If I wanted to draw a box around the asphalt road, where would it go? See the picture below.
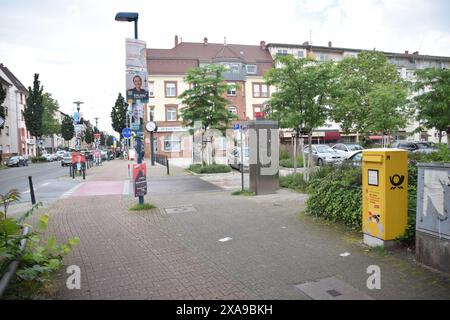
[0,161,79,209]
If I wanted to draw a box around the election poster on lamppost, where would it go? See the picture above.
[132,162,147,197]
[126,38,147,71]
[126,70,149,103]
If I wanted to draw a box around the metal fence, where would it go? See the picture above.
[154,154,170,175]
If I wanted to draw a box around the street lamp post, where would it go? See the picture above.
[115,12,144,205]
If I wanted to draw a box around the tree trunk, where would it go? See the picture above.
[293,130,297,173]
[438,131,442,144]
[307,131,313,182]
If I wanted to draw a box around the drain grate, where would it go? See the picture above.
[164,206,197,214]
[294,277,373,300]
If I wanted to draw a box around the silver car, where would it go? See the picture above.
[61,152,72,166]
[332,143,363,159]
[303,144,343,166]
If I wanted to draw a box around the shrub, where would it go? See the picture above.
[189,163,231,174]
[280,155,303,168]
[279,145,291,160]
[279,173,308,192]
[306,166,363,229]
[31,156,47,163]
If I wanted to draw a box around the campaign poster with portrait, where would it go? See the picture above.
[126,70,149,103]
[133,163,147,197]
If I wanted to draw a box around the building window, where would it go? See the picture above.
[252,83,269,98]
[164,135,181,152]
[4,107,7,117]
[165,81,177,97]
[298,51,304,58]
[230,64,240,73]
[147,106,155,121]
[246,65,257,74]
[165,105,177,121]
[227,82,236,96]
[5,126,9,136]
[277,49,288,56]
[228,105,237,115]
[148,82,155,97]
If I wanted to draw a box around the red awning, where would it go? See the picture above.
[324,131,341,141]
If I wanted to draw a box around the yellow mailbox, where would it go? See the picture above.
[362,148,408,247]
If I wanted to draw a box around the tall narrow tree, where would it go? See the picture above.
[179,64,236,164]
[111,93,128,137]
[61,115,74,148]
[42,92,61,137]
[0,85,6,131]
[414,68,450,145]
[24,74,44,156]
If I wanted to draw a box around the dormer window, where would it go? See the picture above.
[246,65,257,74]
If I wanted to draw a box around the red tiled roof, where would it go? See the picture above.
[147,42,273,75]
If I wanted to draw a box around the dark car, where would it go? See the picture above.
[392,141,438,154]
[7,155,28,167]
[343,150,363,167]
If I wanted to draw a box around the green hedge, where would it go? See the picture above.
[280,156,303,168]
[31,156,47,163]
[189,163,231,174]
[306,166,363,229]
[279,173,308,192]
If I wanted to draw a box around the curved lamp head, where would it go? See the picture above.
[115,12,139,22]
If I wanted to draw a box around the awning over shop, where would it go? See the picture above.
[324,131,341,141]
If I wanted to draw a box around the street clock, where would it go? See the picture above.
[145,121,157,133]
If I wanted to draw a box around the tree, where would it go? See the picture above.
[0,85,5,129]
[111,93,128,137]
[84,127,93,145]
[42,92,61,137]
[264,55,336,177]
[330,50,406,140]
[24,74,45,156]
[414,68,450,145]
[179,64,236,164]
[106,135,114,147]
[61,115,74,147]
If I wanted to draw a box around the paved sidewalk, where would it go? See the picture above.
[45,161,450,300]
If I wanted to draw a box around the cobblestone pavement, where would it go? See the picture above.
[49,160,450,300]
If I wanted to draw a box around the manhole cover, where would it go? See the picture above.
[164,206,197,214]
[294,277,373,300]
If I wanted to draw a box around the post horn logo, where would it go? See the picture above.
[389,174,405,189]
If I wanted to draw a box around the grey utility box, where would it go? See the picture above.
[415,163,450,274]
[248,120,279,195]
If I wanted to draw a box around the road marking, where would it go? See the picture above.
[122,180,130,195]
[41,182,50,187]
[60,183,85,199]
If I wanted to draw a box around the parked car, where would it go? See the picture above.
[343,150,363,167]
[61,152,72,166]
[332,143,363,159]
[228,147,249,171]
[392,141,438,154]
[43,153,53,162]
[7,155,28,167]
[56,150,66,160]
[303,144,343,166]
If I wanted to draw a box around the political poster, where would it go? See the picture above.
[133,163,147,197]
[126,38,147,71]
[126,70,149,103]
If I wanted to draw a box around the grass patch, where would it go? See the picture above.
[189,163,231,174]
[129,203,157,211]
[280,156,303,168]
[231,189,255,196]
[279,173,308,192]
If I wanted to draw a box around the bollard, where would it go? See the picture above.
[69,165,72,177]
[28,176,36,205]
[166,158,170,175]
[82,167,85,180]
[72,165,75,179]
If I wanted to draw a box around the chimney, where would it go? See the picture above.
[302,41,309,46]
[405,50,409,54]
[260,41,266,50]
[174,35,179,46]
[328,41,332,47]
[204,37,208,45]
[413,51,419,55]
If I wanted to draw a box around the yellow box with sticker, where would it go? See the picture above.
[362,149,408,242]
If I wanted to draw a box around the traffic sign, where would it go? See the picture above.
[122,127,132,139]
[233,124,241,130]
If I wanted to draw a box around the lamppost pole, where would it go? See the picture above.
[115,12,144,205]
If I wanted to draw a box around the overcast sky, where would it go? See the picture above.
[1,0,449,135]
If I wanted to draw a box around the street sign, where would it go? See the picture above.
[122,127,132,139]
[233,124,241,130]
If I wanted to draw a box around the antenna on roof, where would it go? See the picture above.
[224,36,227,46]
[309,29,313,45]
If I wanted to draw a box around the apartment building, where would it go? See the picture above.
[0,63,34,162]
[267,42,450,144]
[145,36,274,165]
